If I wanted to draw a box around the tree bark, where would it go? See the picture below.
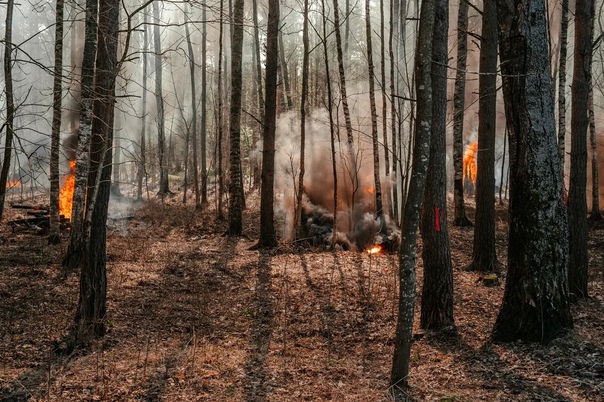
[227,0,245,235]
[420,0,454,332]
[256,0,279,249]
[0,0,15,223]
[588,87,601,220]
[153,0,169,195]
[568,0,593,300]
[278,33,294,111]
[452,0,471,227]
[201,3,208,205]
[48,0,65,244]
[469,0,501,273]
[492,0,573,343]
[557,0,569,171]
[217,0,225,219]
[391,0,434,391]
[365,0,384,221]
[184,4,200,208]
[137,12,148,202]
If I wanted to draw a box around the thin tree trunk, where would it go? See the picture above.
[365,0,384,221]
[111,133,122,197]
[469,0,501,273]
[279,33,294,110]
[379,0,390,216]
[217,0,225,219]
[499,127,507,205]
[255,0,279,249]
[153,0,169,195]
[137,12,148,202]
[452,0,471,227]
[589,87,601,220]
[294,0,310,239]
[227,0,245,235]
[568,0,593,300]
[251,0,263,189]
[49,0,65,244]
[389,0,399,223]
[201,3,208,205]
[0,0,16,223]
[557,0,569,171]
[184,4,200,207]
[391,0,434,391]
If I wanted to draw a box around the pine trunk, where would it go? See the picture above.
[557,0,569,170]
[589,87,601,220]
[492,0,573,343]
[420,0,454,332]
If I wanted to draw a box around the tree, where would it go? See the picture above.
[137,11,149,202]
[255,0,279,249]
[452,0,471,227]
[568,0,594,300]
[48,0,65,244]
[227,0,245,235]
[216,0,225,219]
[153,0,169,195]
[62,0,99,269]
[468,0,501,273]
[420,0,454,332]
[184,4,200,208]
[557,0,569,170]
[492,0,573,343]
[0,0,16,223]
[201,3,208,205]
[72,0,119,346]
[391,0,435,392]
[588,87,601,220]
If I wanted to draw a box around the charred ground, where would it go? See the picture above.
[0,192,603,401]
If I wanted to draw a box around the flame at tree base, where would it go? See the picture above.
[366,245,383,255]
[59,160,76,219]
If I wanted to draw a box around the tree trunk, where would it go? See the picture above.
[380,0,390,183]
[468,0,501,273]
[365,0,384,221]
[0,0,15,223]
[111,133,122,197]
[227,0,245,235]
[217,0,225,218]
[557,0,569,171]
[137,12,148,202]
[390,0,434,391]
[588,87,601,220]
[201,3,208,205]
[63,0,98,269]
[420,0,454,332]
[278,33,294,110]
[568,0,593,300]
[492,0,573,343]
[294,0,310,239]
[452,0,471,227]
[48,0,64,244]
[255,0,279,249]
[250,0,263,189]
[153,0,169,195]
[332,0,359,220]
[389,0,398,223]
[73,0,118,346]
[184,5,200,208]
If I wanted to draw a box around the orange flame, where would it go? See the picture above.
[59,160,76,219]
[6,180,21,188]
[366,245,382,255]
[463,141,478,185]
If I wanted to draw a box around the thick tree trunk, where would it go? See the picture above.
[227,0,245,235]
[391,0,434,391]
[365,0,384,221]
[48,0,64,244]
[0,0,15,223]
[73,0,118,346]
[256,0,279,249]
[420,0,454,332]
[452,0,471,227]
[63,0,98,269]
[568,0,593,300]
[492,0,573,343]
[469,0,501,273]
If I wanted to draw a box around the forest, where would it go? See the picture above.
[1,0,604,400]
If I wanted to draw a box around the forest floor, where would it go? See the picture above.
[0,189,603,402]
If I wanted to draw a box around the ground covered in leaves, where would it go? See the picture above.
[1,192,603,401]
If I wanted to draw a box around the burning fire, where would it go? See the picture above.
[463,141,478,185]
[366,245,382,255]
[5,180,20,188]
[59,160,76,219]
